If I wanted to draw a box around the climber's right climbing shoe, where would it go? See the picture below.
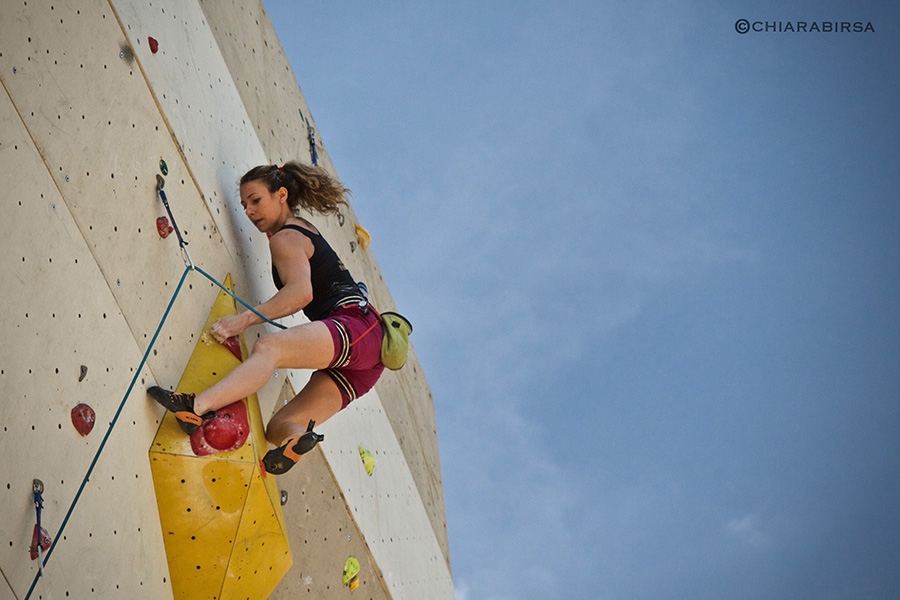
[262,424,324,475]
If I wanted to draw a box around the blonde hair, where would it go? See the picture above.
[240,161,349,216]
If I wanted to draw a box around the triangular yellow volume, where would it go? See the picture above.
[149,274,291,599]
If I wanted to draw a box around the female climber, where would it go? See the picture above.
[148,162,384,474]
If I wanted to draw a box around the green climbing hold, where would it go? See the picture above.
[358,446,375,476]
[159,158,168,176]
[342,556,360,591]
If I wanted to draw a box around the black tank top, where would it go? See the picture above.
[272,224,363,321]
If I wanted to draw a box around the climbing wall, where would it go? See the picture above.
[0,1,451,599]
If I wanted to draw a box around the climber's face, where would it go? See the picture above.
[240,180,289,234]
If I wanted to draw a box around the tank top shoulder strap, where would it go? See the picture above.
[279,223,321,239]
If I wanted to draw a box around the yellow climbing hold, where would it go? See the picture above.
[358,446,375,476]
[355,223,371,250]
[343,556,361,591]
[148,274,291,600]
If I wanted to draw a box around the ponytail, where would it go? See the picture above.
[240,161,349,217]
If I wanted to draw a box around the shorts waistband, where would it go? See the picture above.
[333,295,368,311]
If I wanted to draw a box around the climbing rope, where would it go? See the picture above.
[192,265,286,331]
[24,174,293,599]
[24,265,192,600]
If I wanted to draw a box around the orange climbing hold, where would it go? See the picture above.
[355,224,371,250]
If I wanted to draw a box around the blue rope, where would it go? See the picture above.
[26,175,288,597]
[191,265,286,330]
[24,266,192,600]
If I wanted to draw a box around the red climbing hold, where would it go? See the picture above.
[148,36,159,54]
[223,336,242,361]
[156,216,174,238]
[30,525,52,560]
[71,403,96,436]
[190,400,249,456]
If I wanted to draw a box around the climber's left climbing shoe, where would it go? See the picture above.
[148,386,215,434]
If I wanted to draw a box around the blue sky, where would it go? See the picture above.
[263,2,900,598]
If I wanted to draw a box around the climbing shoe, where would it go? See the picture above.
[263,420,324,475]
[147,386,215,434]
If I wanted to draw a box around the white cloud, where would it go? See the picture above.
[454,581,470,600]
[726,514,768,548]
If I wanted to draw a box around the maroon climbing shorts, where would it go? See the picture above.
[321,304,385,408]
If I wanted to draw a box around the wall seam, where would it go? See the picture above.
[0,563,20,600]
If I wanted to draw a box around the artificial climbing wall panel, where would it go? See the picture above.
[107,0,292,411]
[195,0,323,179]
[315,391,455,599]
[109,0,277,308]
[248,377,388,599]
[0,1,259,596]
[0,82,171,598]
[0,0,239,389]
[271,443,392,600]
[199,0,451,567]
